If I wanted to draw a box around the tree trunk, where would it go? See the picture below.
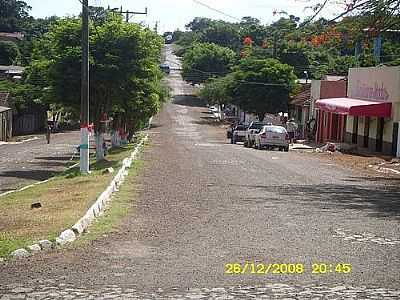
[95,131,105,161]
[111,129,121,147]
[258,112,265,122]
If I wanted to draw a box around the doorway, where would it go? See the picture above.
[376,117,384,152]
[363,117,370,148]
[352,116,359,144]
[393,122,399,156]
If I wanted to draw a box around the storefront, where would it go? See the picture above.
[316,66,400,156]
[312,80,347,143]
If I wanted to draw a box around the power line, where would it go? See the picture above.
[191,0,242,22]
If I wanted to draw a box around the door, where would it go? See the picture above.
[1,116,5,141]
[376,117,384,152]
[352,116,358,144]
[331,114,338,141]
[392,122,398,156]
[363,117,370,148]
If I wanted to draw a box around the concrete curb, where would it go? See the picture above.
[7,134,148,260]
[0,161,79,199]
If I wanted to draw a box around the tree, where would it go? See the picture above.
[228,58,297,121]
[31,15,167,161]
[304,0,400,31]
[200,21,241,49]
[0,0,31,32]
[182,42,237,84]
[0,40,20,64]
[199,74,234,107]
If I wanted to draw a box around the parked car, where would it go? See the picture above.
[244,121,272,148]
[232,124,248,144]
[254,125,289,151]
[209,106,218,113]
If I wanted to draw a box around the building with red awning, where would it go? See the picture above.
[315,66,400,156]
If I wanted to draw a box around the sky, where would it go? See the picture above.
[25,0,339,33]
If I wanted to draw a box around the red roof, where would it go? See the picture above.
[316,98,392,117]
[290,84,311,106]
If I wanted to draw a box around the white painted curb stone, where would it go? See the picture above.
[4,134,148,261]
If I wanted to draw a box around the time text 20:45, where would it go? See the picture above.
[224,263,352,275]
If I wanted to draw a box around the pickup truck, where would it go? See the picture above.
[244,121,272,148]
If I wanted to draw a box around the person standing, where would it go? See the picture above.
[286,118,298,144]
[46,125,51,144]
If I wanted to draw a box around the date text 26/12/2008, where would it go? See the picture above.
[225,263,352,275]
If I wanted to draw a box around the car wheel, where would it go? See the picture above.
[284,147,289,152]
[244,140,248,147]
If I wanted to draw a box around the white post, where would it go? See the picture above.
[80,126,90,173]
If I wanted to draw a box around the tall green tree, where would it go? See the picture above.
[31,15,167,160]
[182,42,237,84]
[0,0,31,32]
[0,40,19,64]
[228,58,297,121]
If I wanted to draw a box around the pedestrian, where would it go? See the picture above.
[230,123,235,144]
[103,140,108,157]
[286,118,298,145]
[46,125,51,144]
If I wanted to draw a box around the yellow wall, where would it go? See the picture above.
[393,103,400,122]
[346,116,354,133]
[358,117,365,136]
[369,118,377,139]
[383,119,393,143]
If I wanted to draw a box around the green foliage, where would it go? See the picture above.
[200,21,241,49]
[0,79,46,111]
[330,55,358,75]
[199,74,234,105]
[30,15,166,133]
[0,41,20,65]
[279,44,310,78]
[0,0,31,32]
[228,58,297,120]
[182,42,237,84]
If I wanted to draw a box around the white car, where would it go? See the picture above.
[209,106,219,113]
[254,125,289,151]
[244,121,272,148]
[232,124,247,143]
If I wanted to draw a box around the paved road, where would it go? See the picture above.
[0,45,399,299]
[0,131,80,194]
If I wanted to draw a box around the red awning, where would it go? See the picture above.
[316,98,392,117]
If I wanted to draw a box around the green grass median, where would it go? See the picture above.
[0,141,144,258]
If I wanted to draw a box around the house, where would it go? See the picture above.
[313,79,348,143]
[0,90,47,136]
[289,83,311,139]
[0,92,12,142]
[316,66,400,156]
[0,65,25,80]
[13,103,47,136]
[0,32,24,42]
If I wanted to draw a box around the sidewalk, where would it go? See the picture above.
[293,139,400,177]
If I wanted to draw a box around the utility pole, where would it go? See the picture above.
[119,6,148,23]
[80,0,90,174]
[154,21,158,33]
